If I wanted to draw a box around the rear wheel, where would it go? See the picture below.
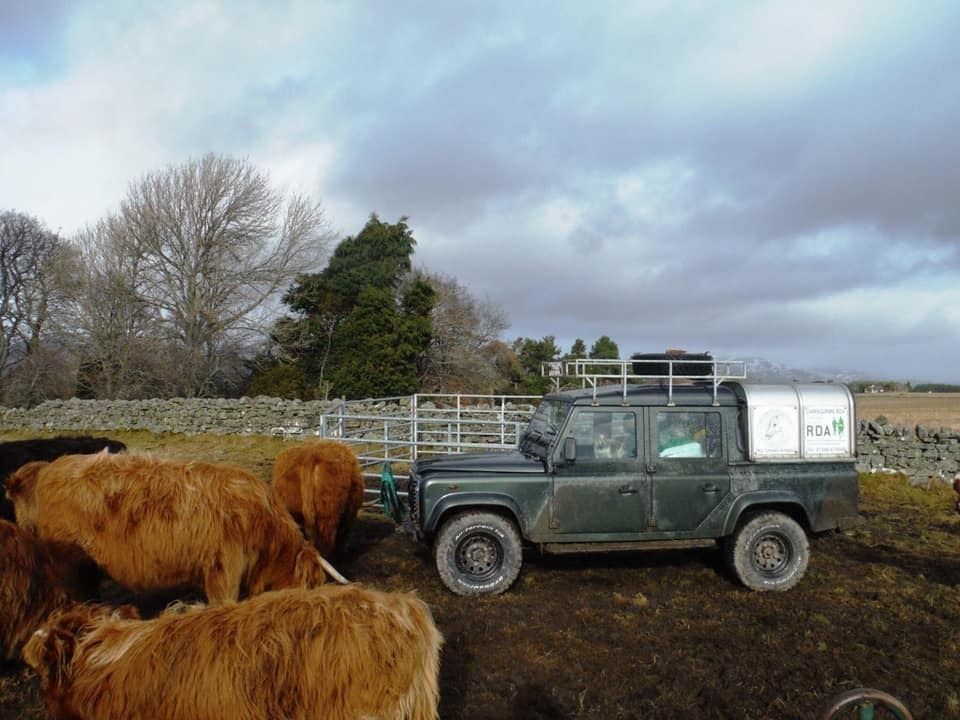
[726,511,809,591]
[434,511,522,596]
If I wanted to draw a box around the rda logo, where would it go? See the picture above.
[807,416,846,438]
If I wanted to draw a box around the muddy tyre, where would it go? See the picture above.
[434,511,522,596]
[726,511,809,592]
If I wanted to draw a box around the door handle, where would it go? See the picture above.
[645,464,657,474]
[702,483,721,493]
[618,485,638,495]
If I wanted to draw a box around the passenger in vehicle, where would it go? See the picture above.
[658,426,705,458]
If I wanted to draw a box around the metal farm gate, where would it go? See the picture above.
[272,393,540,508]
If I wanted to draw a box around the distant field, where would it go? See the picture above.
[855,392,960,429]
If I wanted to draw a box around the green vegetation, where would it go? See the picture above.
[589,334,619,359]
[847,381,960,394]
[510,336,561,395]
[565,338,587,359]
[254,215,435,400]
[911,383,960,393]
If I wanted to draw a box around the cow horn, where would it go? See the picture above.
[319,555,350,585]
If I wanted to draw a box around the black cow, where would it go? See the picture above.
[0,436,126,520]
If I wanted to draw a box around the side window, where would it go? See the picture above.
[567,410,637,460]
[656,412,721,459]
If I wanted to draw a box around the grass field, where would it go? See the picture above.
[856,391,960,429]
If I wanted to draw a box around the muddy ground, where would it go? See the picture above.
[3,470,960,720]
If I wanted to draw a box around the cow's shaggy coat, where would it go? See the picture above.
[272,441,365,556]
[0,435,126,520]
[0,519,75,661]
[6,453,346,603]
[24,585,443,720]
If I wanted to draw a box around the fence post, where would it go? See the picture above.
[456,395,462,448]
[384,418,390,461]
[411,394,419,462]
[500,396,507,445]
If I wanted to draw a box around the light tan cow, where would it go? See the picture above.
[24,585,442,720]
[6,453,347,604]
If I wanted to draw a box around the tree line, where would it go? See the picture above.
[1,154,621,406]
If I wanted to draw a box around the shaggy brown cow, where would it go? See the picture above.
[6,453,347,604]
[272,440,365,556]
[0,519,77,661]
[24,584,442,720]
[0,435,126,520]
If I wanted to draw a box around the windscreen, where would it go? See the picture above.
[520,399,569,458]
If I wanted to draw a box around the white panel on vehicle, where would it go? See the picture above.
[744,384,801,459]
[751,404,800,458]
[740,383,855,461]
[797,384,854,457]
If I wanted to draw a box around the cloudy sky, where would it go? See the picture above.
[3,1,959,383]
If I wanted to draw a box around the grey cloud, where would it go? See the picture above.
[667,14,960,251]
[0,1,71,52]
[327,43,581,225]
[11,0,958,382]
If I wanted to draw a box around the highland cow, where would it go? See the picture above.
[0,435,126,520]
[0,519,77,661]
[272,440,366,557]
[24,585,442,720]
[6,453,347,604]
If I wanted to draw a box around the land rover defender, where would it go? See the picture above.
[403,356,860,596]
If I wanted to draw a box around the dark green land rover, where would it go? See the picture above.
[403,357,860,596]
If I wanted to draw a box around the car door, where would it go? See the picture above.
[646,407,730,533]
[550,407,647,534]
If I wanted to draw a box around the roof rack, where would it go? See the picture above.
[542,358,747,406]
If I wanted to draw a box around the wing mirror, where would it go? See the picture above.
[563,436,577,463]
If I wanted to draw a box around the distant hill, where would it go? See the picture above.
[740,357,862,384]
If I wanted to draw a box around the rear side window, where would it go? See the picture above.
[656,411,722,458]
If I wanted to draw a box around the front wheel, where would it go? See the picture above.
[434,511,523,596]
[726,511,809,591]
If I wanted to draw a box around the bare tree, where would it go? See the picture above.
[420,272,510,393]
[67,218,171,399]
[1,342,76,407]
[113,154,334,397]
[0,211,72,402]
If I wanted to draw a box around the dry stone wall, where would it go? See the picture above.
[0,396,536,445]
[856,417,960,483]
[0,397,362,436]
[3,398,958,483]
